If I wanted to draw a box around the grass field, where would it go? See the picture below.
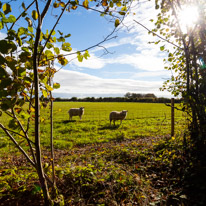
[1,102,186,151]
[1,102,195,205]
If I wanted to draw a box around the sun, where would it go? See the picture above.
[178,5,199,33]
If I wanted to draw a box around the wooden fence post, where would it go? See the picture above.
[171,98,174,137]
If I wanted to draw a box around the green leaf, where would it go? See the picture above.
[109,1,113,8]
[51,30,56,35]
[53,83,60,89]
[53,2,59,8]
[115,19,120,27]
[77,52,83,62]
[54,47,60,55]
[42,89,48,98]
[28,26,33,33]
[3,3,12,14]
[116,2,121,7]
[22,2,26,10]
[7,15,16,23]
[32,10,38,20]
[0,40,17,54]
[160,46,165,51]
[64,34,71,38]
[46,43,53,49]
[83,50,90,59]
[57,30,63,36]
[45,50,54,60]
[62,42,72,52]
[0,21,3,30]
[57,37,65,42]
[18,27,28,36]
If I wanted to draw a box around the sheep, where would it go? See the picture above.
[68,107,84,120]
[109,110,128,126]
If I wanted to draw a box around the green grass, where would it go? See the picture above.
[0,102,194,205]
[0,102,186,152]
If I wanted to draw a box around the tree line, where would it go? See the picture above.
[54,93,181,103]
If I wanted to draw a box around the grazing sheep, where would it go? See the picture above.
[109,110,128,126]
[68,107,84,120]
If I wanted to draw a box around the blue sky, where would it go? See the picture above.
[1,0,173,98]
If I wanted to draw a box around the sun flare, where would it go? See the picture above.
[178,5,199,33]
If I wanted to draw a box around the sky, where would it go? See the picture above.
[1,0,173,98]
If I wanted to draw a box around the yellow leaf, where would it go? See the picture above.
[32,10,38,20]
[83,0,89,9]
[102,0,108,6]
[30,107,35,113]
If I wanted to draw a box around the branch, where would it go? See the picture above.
[39,1,71,58]
[9,0,36,30]
[11,109,37,164]
[133,19,183,50]
[1,126,34,144]
[0,123,36,167]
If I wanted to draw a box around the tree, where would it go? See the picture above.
[151,0,206,152]
[0,0,131,204]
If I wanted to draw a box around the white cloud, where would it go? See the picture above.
[53,69,171,97]
[0,32,7,39]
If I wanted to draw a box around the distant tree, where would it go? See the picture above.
[70,97,78,101]
[144,93,156,98]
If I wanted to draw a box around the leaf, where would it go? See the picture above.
[83,50,90,59]
[46,42,53,49]
[57,55,68,65]
[30,107,35,113]
[60,2,65,7]
[42,89,48,98]
[22,2,26,10]
[64,34,71,38]
[57,30,63,36]
[25,17,32,27]
[45,50,54,60]
[160,46,165,51]
[3,3,12,14]
[77,52,83,62]
[53,83,60,89]
[102,0,108,7]
[32,10,38,20]
[54,47,60,55]
[0,40,17,54]
[83,0,89,9]
[62,42,72,52]
[109,1,113,8]
[7,15,16,23]
[116,2,121,7]
[53,2,59,8]
[14,107,22,114]
[115,19,120,27]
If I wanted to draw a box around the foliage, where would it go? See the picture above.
[152,0,206,146]
[151,1,206,204]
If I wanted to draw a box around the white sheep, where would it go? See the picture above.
[68,107,84,120]
[109,110,128,126]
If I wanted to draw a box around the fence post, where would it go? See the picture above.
[171,98,174,137]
